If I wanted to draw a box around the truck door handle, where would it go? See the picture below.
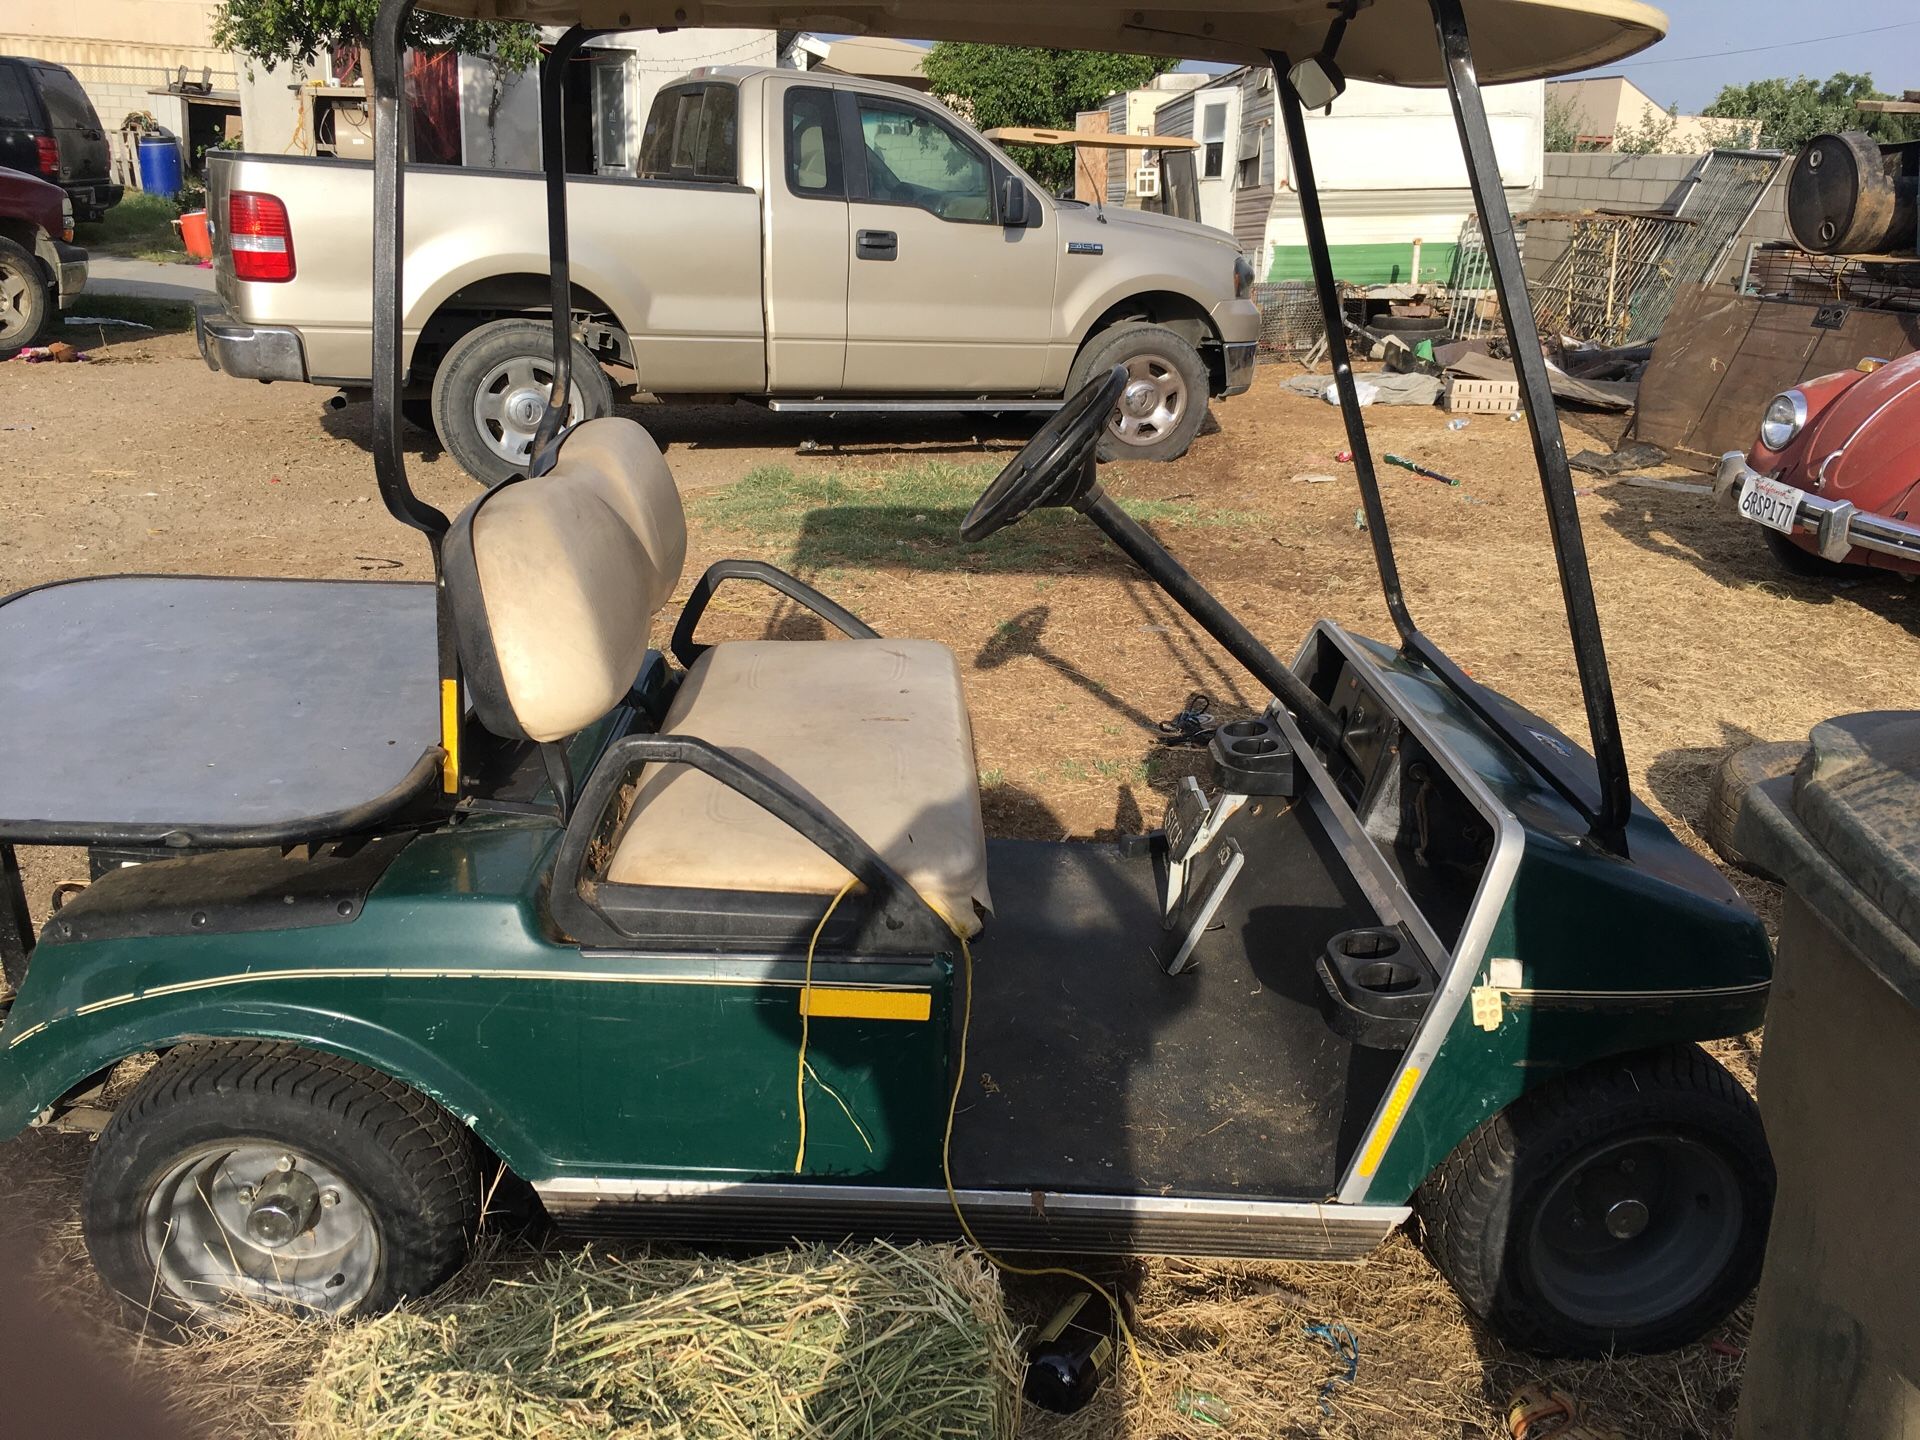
[856,229,898,261]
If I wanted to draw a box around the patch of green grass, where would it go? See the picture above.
[56,293,194,338]
[76,192,188,259]
[691,460,1251,574]
[978,767,1006,788]
[1093,757,1149,783]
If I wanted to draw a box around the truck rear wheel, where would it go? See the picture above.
[83,1040,480,1329]
[0,235,52,356]
[1069,322,1211,463]
[430,318,614,485]
[1415,1043,1773,1356]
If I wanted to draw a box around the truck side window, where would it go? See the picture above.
[0,68,33,129]
[855,98,991,223]
[639,83,738,183]
[784,87,842,198]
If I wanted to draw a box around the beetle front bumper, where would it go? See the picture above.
[1714,451,1920,565]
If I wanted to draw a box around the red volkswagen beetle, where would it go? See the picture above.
[1715,348,1920,576]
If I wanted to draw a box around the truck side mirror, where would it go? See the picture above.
[1000,174,1031,228]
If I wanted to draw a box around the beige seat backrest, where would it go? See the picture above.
[446,417,686,743]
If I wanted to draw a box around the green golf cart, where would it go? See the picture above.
[0,0,1774,1358]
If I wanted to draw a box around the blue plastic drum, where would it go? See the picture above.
[136,136,183,199]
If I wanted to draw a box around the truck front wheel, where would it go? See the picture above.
[83,1040,481,1328]
[1068,322,1211,463]
[0,235,53,356]
[430,318,614,485]
[1415,1043,1773,1356]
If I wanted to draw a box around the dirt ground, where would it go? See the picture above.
[5,326,1919,1438]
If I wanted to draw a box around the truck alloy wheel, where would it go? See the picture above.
[430,318,615,485]
[83,1041,480,1327]
[0,236,52,355]
[1069,321,1211,463]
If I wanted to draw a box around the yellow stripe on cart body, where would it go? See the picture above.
[1354,1065,1422,1179]
[798,988,932,1023]
[439,678,461,793]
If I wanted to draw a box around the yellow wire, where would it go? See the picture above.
[793,876,860,1174]
[935,913,1151,1399]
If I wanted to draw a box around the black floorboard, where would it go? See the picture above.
[950,810,1402,1201]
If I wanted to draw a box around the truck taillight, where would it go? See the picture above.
[34,135,58,178]
[229,191,295,282]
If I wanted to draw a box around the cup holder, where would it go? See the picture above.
[1314,926,1436,1049]
[1208,714,1297,797]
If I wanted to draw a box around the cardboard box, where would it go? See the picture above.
[1446,377,1522,414]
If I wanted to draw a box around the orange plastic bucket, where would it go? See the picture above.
[177,209,213,261]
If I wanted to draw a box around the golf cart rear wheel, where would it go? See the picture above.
[1069,322,1211,463]
[430,318,613,486]
[0,235,52,355]
[1416,1043,1772,1356]
[83,1040,480,1329]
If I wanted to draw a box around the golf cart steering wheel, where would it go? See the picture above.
[960,365,1127,542]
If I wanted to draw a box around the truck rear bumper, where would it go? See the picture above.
[196,303,308,383]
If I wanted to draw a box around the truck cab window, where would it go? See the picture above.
[639,83,738,183]
[855,98,991,222]
[785,87,842,198]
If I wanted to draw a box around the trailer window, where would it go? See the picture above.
[639,83,738,183]
[784,86,842,198]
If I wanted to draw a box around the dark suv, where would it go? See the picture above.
[0,57,121,222]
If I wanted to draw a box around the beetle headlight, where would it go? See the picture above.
[1233,254,1255,299]
[1759,390,1806,451]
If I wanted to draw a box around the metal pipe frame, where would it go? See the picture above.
[529,26,608,473]
[1266,0,1635,848]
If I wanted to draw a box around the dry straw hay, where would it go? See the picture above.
[293,1241,1021,1440]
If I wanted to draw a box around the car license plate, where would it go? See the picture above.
[1738,474,1805,535]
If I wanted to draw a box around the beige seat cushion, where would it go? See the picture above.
[608,639,992,935]
[460,417,686,743]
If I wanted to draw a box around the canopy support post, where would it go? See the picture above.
[372,0,461,800]
[529,26,608,474]
[1427,0,1632,844]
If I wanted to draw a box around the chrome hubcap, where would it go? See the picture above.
[1107,353,1186,447]
[143,1143,379,1317]
[471,355,587,467]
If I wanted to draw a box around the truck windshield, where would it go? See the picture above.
[639,83,738,183]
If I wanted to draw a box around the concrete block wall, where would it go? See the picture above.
[1522,150,1792,288]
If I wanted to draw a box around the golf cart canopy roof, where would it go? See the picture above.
[419,0,1667,85]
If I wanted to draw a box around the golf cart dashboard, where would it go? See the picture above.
[1296,628,1501,955]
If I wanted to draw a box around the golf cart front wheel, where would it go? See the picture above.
[1415,1043,1773,1356]
[430,317,614,485]
[83,1040,480,1329]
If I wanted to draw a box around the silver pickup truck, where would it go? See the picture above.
[197,68,1259,481]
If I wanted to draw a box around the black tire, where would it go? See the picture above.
[0,234,53,356]
[1416,1044,1773,1357]
[401,397,436,434]
[1702,738,1805,878]
[429,318,614,485]
[1068,321,1212,463]
[84,1040,480,1329]
[1761,526,1850,578]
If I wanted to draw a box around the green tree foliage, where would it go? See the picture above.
[1703,73,1920,150]
[212,0,540,73]
[920,43,1176,190]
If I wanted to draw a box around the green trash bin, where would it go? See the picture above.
[1734,712,1920,1440]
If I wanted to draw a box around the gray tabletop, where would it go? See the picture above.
[1,576,442,839]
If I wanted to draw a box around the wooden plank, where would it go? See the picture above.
[984,126,1199,150]
[1070,111,1107,205]
[1855,99,1920,114]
